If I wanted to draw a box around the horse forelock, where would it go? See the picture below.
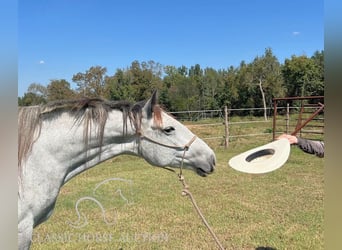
[153,105,163,129]
[17,98,145,179]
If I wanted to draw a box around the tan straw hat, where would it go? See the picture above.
[228,138,290,174]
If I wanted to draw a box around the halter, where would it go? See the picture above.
[137,131,197,176]
[138,132,197,151]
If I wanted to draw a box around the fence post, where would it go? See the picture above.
[286,103,290,134]
[272,99,277,141]
[224,106,229,149]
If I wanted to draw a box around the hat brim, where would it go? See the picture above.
[228,138,290,174]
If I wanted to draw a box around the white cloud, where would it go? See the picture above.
[292,31,300,36]
[39,60,45,64]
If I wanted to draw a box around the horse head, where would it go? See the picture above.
[137,91,216,176]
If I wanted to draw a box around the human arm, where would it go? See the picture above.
[277,134,324,158]
[296,137,324,158]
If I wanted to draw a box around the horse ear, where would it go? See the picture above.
[142,90,158,119]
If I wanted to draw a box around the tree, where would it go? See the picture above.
[163,65,192,111]
[310,50,324,96]
[72,66,108,98]
[46,79,76,101]
[105,60,164,102]
[234,61,255,114]
[282,55,323,98]
[128,60,163,101]
[203,67,222,109]
[218,66,239,109]
[105,69,135,101]
[18,92,46,106]
[161,65,181,109]
[27,83,48,99]
[18,83,47,106]
[249,48,284,120]
[189,64,205,109]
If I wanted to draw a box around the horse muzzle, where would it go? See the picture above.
[194,153,216,177]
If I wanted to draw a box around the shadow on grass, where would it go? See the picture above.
[256,247,277,250]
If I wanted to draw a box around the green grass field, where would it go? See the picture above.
[30,118,324,250]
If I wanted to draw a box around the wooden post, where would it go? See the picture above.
[286,103,290,134]
[272,99,277,141]
[224,106,229,149]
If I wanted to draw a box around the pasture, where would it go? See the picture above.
[30,117,323,250]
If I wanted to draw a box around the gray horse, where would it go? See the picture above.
[18,91,216,249]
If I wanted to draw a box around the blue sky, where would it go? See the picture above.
[18,0,323,97]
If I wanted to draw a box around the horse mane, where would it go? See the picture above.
[18,97,152,178]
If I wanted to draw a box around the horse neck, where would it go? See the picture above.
[69,109,141,181]
[39,110,139,183]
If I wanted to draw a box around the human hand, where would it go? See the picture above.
[277,134,298,144]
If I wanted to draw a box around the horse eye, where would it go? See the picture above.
[163,126,175,134]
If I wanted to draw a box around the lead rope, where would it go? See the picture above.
[139,133,225,249]
[178,147,225,250]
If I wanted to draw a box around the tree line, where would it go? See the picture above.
[18,48,324,116]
